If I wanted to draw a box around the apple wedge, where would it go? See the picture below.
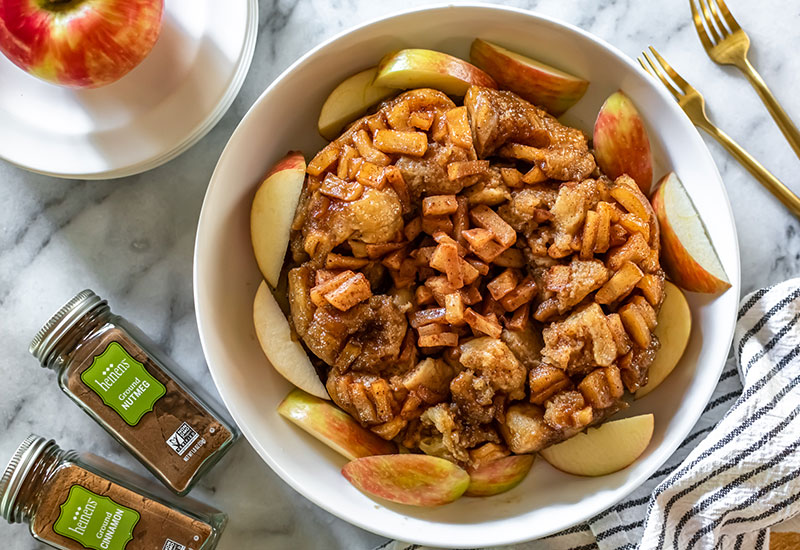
[374,49,497,97]
[466,454,535,497]
[539,414,654,476]
[342,454,470,506]
[278,388,396,460]
[318,67,396,141]
[636,281,692,399]
[251,151,306,288]
[469,39,588,116]
[593,91,654,194]
[651,172,731,293]
[254,281,329,399]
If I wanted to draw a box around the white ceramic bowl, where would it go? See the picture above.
[194,5,741,547]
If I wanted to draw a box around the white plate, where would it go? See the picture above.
[194,5,741,548]
[0,0,257,180]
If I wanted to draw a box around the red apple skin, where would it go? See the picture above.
[265,150,305,178]
[0,0,163,88]
[470,39,588,116]
[278,389,396,461]
[593,91,654,194]
[343,454,470,507]
[465,454,534,497]
[651,174,731,293]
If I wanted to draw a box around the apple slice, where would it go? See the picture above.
[251,151,306,288]
[469,39,588,116]
[374,49,497,97]
[593,91,654,194]
[342,454,469,506]
[651,172,731,293]
[465,454,535,497]
[254,281,329,399]
[318,67,396,141]
[539,414,654,476]
[636,282,692,399]
[278,388,396,460]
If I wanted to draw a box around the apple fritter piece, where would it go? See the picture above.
[493,248,525,268]
[307,143,340,176]
[529,364,572,405]
[445,292,466,325]
[447,160,490,181]
[534,297,559,322]
[580,210,599,260]
[409,110,434,131]
[323,271,373,311]
[325,253,369,270]
[389,258,417,288]
[470,204,516,248]
[423,194,459,216]
[500,167,523,189]
[607,232,650,271]
[467,258,489,276]
[606,312,632,355]
[637,273,665,306]
[430,242,464,288]
[310,270,353,307]
[619,300,652,348]
[464,308,503,339]
[595,261,644,304]
[462,228,493,249]
[415,285,435,306]
[320,173,364,201]
[422,215,454,236]
[506,302,530,331]
[404,216,423,242]
[487,269,519,300]
[619,212,650,242]
[366,242,405,259]
[445,106,474,149]
[417,323,459,348]
[338,145,357,179]
[499,276,538,312]
[373,129,428,157]
[497,143,544,163]
[410,307,447,328]
[578,366,624,410]
[522,165,547,184]
[453,196,469,246]
[384,165,411,212]
[355,161,387,189]
[354,129,391,166]
[381,247,407,271]
[610,175,651,222]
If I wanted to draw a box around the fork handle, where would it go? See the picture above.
[699,122,800,218]
[736,57,800,161]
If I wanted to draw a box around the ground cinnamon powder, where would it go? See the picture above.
[63,325,234,494]
[31,463,214,550]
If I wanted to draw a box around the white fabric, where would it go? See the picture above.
[376,280,800,550]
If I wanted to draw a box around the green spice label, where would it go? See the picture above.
[53,485,139,550]
[81,342,166,426]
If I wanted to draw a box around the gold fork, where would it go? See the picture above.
[639,47,800,218]
[690,0,800,159]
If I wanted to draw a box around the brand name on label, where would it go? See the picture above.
[94,358,130,392]
[54,485,140,550]
[65,495,97,536]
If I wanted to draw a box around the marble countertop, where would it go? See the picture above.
[2,0,799,548]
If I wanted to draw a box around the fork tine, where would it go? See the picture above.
[689,0,715,50]
[698,0,722,41]
[648,46,691,92]
[712,0,742,32]
[701,0,730,38]
[639,51,682,101]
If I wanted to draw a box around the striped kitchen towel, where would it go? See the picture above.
[376,279,800,550]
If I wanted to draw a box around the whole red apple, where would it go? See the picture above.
[0,0,163,88]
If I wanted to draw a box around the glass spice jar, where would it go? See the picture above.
[0,434,227,550]
[29,290,239,495]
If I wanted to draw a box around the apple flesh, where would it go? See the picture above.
[465,454,534,497]
[593,91,654,194]
[651,172,731,293]
[0,0,163,88]
[469,39,588,116]
[374,49,497,97]
[539,414,654,476]
[278,388,396,460]
[342,454,469,506]
[251,151,306,288]
[636,282,692,398]
[318,67,396,141]
[254,282,329,399]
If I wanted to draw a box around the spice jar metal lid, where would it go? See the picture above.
[29,290,104,367]
[0,434,50,524]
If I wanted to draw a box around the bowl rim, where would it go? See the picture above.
[194,3,741,545]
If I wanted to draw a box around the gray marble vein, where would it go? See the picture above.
[2,0,800,548]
